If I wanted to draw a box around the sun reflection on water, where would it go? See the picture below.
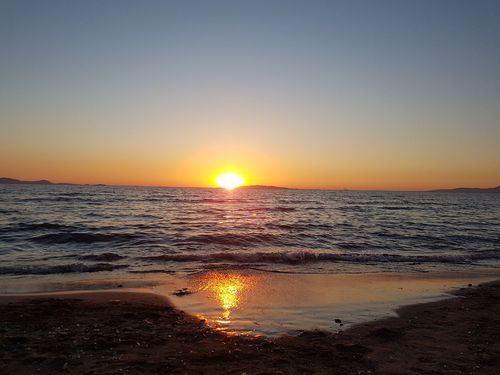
[199,272,255,326]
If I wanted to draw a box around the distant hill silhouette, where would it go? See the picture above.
[0,177,53,185]
[0,178,284,189]
[2,177,497,192]
[429,186,500,193]
[0,177,84,186]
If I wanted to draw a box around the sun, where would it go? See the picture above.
[216,172,244,190]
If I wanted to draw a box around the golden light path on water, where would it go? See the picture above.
[197,272,256,328]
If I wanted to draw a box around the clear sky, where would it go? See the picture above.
[1,0,499,190]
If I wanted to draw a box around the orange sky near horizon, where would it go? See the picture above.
[1,109,498,190]
[1,139,498,190]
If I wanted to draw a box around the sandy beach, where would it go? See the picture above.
[1,281,499,375]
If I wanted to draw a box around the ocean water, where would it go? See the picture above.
[1,184,499,335]
[1,184,499,283]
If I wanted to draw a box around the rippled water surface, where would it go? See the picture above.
[1,184,499,280]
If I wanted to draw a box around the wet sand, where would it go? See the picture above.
[1,281,499,374]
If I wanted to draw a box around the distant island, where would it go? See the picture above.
[429,186,500,193]
[0,177,54,185]
[0,177,100,187]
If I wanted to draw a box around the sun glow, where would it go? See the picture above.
[216,172,244,190]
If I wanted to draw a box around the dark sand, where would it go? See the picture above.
[1,282,499,375]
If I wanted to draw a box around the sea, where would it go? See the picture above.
[1,184,499,282]
[1,184,499,334]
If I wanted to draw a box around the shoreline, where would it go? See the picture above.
[0,289,171,306]
[1,281,499,374]
[2,270,499,336]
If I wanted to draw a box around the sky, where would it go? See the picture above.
[1,0,499,190]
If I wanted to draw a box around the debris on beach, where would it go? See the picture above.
[173,288,193,297]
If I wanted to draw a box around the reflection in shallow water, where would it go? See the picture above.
[199,272,255,326]
[163,271,499,336]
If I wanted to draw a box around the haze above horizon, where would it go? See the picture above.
[1,1,499,190]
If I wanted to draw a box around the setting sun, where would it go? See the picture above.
[216,172,244,190]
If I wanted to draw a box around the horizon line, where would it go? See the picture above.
[1,176,498,193]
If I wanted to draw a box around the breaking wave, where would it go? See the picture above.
[185,233,280,246]
[30,232,142,244]
[139,250,500,265]
[0,263,128,275]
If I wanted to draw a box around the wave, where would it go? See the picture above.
[78,252,126,261]
[18,222,77,231]
[17,197,89,203]
[265,222,334,231]
[277,199,317,204]
[51,196,91,202]
[199,198,249,204]
[0,263,127,275]
[30,232,142,244]
[185,233,280,246]
[0,222,78,234]
[245,207,296,212]
[140,250,500,265]
[379,206,415,210]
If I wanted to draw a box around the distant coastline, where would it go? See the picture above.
[0,177,57,185]
[0,177,103,187]
[0,178,290,190]
[1,177,499,192]
[428,186,500,193]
